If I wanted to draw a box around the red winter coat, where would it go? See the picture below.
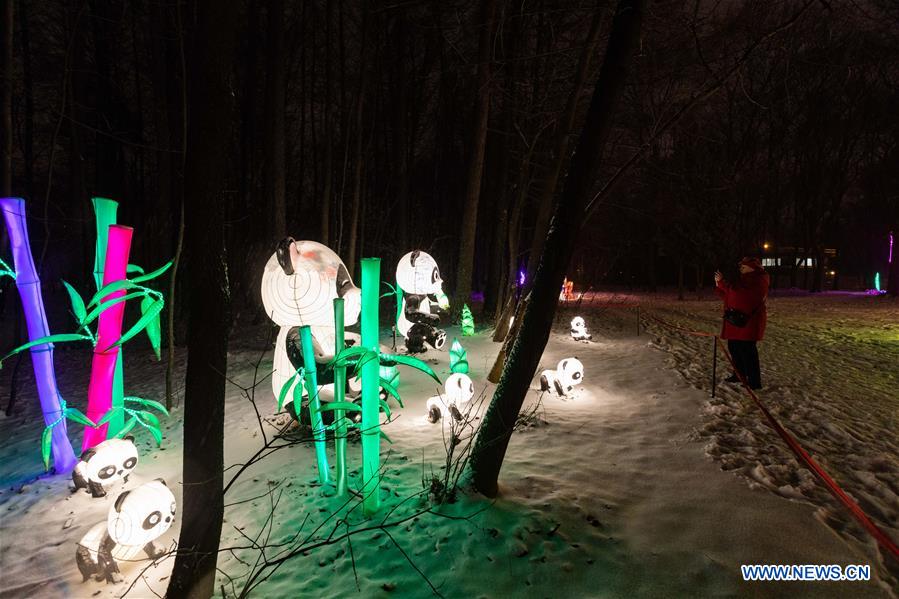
[715,267,769,341]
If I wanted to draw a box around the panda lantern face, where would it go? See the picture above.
[557,358,585,388]
[109,479,176,547]
[84,438,138,484]
[571,316,586,330]
[262,239,361,328]
[396,250,443,296]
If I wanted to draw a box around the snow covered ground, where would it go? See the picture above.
[0,290,896,598]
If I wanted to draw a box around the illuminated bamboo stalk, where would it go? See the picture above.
[299,325,330,485]
[333,298,348,497]
[0,197,78,473]
[360,257,381,515]
[91,197,125,436]
[83,225,133,450]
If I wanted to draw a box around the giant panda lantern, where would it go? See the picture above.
[395,250,448,353]
[261,238,361,415]
[75,479,176,583]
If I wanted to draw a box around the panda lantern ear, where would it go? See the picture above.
[155,478,168,487]
[124,435,136,443]
[276,237,296,276]
[561,360,568,370]
[80,448,97,462]
[114,490,131,513]
[410,250,420,267]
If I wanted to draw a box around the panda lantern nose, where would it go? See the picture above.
[117,469,123,475]
[166,516,172,523]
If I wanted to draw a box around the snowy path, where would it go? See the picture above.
[1,300,896,597]
[576,291,898,591]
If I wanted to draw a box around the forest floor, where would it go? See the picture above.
[0,289,896,598]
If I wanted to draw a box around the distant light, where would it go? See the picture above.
[889,231,894,264]
[875,272,881,292]
[763,242,770,250]
[518,270,526,287]
[828,270,836,276]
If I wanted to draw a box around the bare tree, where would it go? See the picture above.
[264,0,287,237]
[452,0,496,317]
[1,0,11,197]
[470,0,645,497]
[166,0,240,595]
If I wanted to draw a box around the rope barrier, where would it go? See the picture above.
[639,309,899,563]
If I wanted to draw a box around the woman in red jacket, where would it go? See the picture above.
[714,257,769,390]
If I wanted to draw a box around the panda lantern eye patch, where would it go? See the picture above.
[336,264,353,296]
[99,465,117,479]
[124,457,137,469]
[143,511,162,529]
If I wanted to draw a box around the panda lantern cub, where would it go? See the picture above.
[396,250,448,354]
[76,479,176,584]
[427,373,474,423]
[539,358,585,396]
[72,437,139,498]
[570,316,592,341]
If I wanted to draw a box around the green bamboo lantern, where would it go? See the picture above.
[299,325,331,485]
[461,303,475,336]
[360,258,381,515]
[449,338,469,374]
[332,298,349,497]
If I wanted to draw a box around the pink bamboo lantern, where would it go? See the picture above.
[83,225,133,450]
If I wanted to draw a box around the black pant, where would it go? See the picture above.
[727,340,762,389]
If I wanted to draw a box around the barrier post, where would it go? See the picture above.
[711,336,718,397]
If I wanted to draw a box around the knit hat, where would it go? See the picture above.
[740,256,763,271]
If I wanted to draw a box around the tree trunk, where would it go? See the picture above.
[265,0,287,238]
[390,11,410,251]
[345,8,368,277]
[469,0,644,498]
[525,7,604,284]
[239,0,259,243]
[165,0,238,595]
[1,0,11,196]
[320,0,333,245]
[452,0,495,317]
[88,0,125,201]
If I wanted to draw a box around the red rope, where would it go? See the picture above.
[641,310,899,563]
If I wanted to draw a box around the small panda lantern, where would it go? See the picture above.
[396,250,448,353]
[539,357,584,396]
[261,237,362,415]
[570,316,592,341]
[427,372,475,423]
[76,479,176,583]
[72,437,139,498]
